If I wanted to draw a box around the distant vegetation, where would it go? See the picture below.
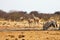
[0,10,60,21]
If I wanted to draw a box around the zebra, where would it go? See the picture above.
[43,20,57,30]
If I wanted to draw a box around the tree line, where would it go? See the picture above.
[0,10,60,21]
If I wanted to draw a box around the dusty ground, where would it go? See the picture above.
[0,31,60,40]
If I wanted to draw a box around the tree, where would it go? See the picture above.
[54,11,60,15]
[29,11,39,17]
[0,10,7,18]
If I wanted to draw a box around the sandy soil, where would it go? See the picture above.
[0,31,60,40]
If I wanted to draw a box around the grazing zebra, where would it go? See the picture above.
[43,20,57,30]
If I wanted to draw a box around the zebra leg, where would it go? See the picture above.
[43,26,48,30]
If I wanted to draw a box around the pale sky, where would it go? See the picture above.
[0,0,60,13]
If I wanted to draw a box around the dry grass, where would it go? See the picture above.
[0,20,44,29]
[0,17,60,40]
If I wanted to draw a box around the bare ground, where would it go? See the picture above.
[0,31,60,40]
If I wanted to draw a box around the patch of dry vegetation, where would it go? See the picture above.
[0,10,60,29]
[0,10,60,40]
